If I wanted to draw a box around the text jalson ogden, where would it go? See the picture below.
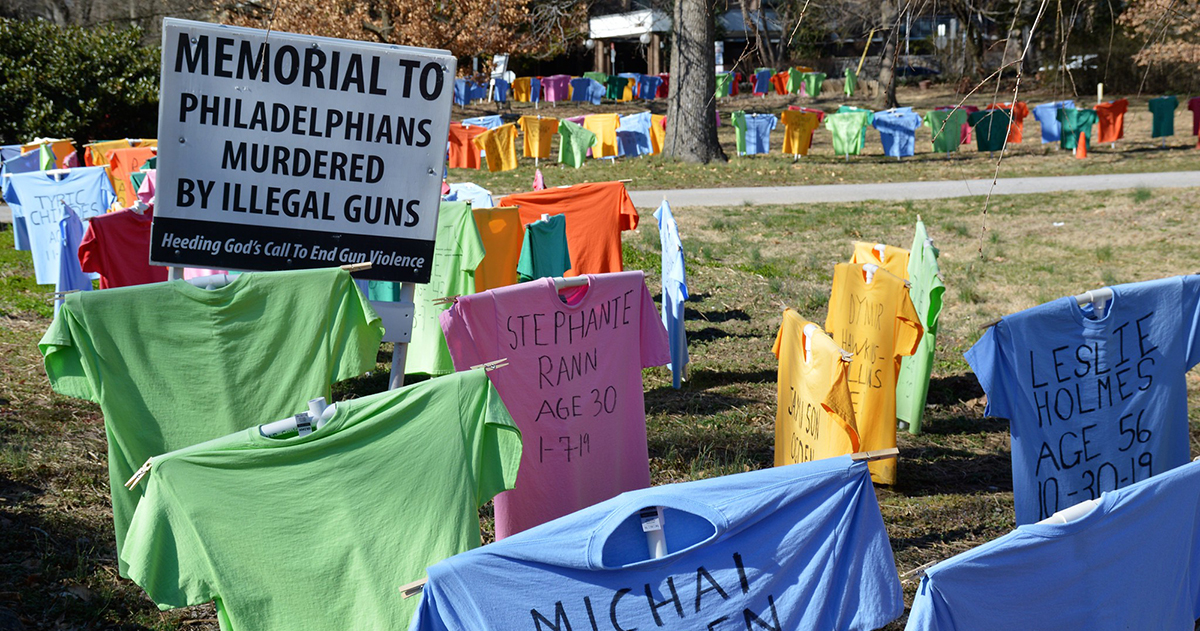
[170,32,447,227]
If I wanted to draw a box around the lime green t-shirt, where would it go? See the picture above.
[837,105,874,150]
[731,110,748,154]
[122,368,522,631]
[923,109,968,153]
[38,268,384,576]
[409,201,485,376]
[825,111,871,156]
[787,68,804,94]
[895,220,945,433]
[1149,95,1178,138]
[802,72,826,97]
[517,214,572,281]
[844,68,857,96]
[558,120,597,168]
[715,72,733,98]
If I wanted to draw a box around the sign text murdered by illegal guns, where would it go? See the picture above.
[151,19,456,282]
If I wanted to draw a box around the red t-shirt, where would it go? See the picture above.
[1189,97,1200,136]
[78,209,167,289]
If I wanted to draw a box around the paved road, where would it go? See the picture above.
[3,171,1198,223]
[626,170,1200,208]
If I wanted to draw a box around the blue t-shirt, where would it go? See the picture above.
[617,112,653,157]
[452,79,471,106]
[1,150,44,251]
[5,167,115,284]
[906,460,1200,631]
[1031,100,1075,143]
[530,77,542,103]
[443,182,493,209]
[965,275,1200,525]
[0,144,21,163]
[753,69,773,94]
[493,78,510,103]
[460,115,503,130]
[639,75,663,100]
[872,110,923,157]
[409,456,903,631]
[56,206,94,304]
[570,78,604,105]
[744,114,778,155]
[655,200,689,389]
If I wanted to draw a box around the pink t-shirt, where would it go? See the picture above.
[541,75,571,102]
[440,271,670,538]
[136,169,155,205]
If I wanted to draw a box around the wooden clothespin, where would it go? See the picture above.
[979,318,1001,330]
[850,447,899,462]
[471,358,509,371]
[399,578,428,599]
[617,178,633,184]
[125,458,154,489]
[490,206,519,211]
[341,262,372,273]
[431,295,458,305]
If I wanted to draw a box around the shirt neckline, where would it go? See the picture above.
[586,493,729,570]
[248,402,350,448]
[543,275,593,310]
[1065,289,1117,329]
[171,272,251,302]
[1017,493,1110,538]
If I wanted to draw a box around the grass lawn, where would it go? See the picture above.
[448,85,1200,195]
[3,185,1200,628]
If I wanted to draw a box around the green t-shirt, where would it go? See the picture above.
[38,268,384,575]
[844,68,857,96]
[968,109,1012,152]
[1149,95,1178,138]
[558,120,597,168]
[924,109,968,153]
[517,214,572,281]
[122,368,522,630]
[825,111,871,156]
[714,72,733,98]
[1056,107,1099,150]
[410,201,485,376]
[837,105,874,150]
[896,220,945,433]
[787,68,804,94]
[606,75,626,101]
[731,110,748,154]
[802,72,826,97]
[583,71,607,84]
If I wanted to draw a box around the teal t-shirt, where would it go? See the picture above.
[896,220,945,433]
[1149,96,1178,138]
[410,201,485,376]
[968,109,1012,152]
[1057,107,1099,150]
[38,268,384,576]
[517,214,572,281]
[558,120,597,168]
[123,368,522,631]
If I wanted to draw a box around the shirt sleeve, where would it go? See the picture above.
[439,293,496,370]
[616,185,639,232]
[459,208,487,275]
[904,576,957,631]
[327,271,385,382]
[38,301,98,402]
[77,220,102,275]
[771,319,785,360]
[407,570,471,631]
[893,285,924,358]
[638,275,671,368]
[461,373,523,506]
[825,357,860,452]
[1182,275,1200,370]
[122,468,216,609]
[963,324,1014,421]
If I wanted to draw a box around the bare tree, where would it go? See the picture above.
[664,0,727,163]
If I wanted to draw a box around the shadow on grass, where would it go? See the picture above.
[892,444,1013,497]
[925,373,984,405]
[644,387,761,417]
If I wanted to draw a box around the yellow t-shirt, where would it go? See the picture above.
[850,242,911,280]
[134,139,158,149]
[649,115,666,154]
[472,124,519,172]
[772,309,860,466]
[781,110,821,156]
[512,77,533,102]
[824,264,923,484]
[620,78,635,102]
[519,116,558,159]
[472,207,523,291]
[583,113,620,158]
[84,140,132,167]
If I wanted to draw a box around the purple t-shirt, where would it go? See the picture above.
[542,75,571,102]
[440,272,670,538]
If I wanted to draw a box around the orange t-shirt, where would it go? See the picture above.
[1095,99,1129,143]
[770,72,788,95]
[107,147,157,207]
[472,207,524,291]
[499,181,638,276]
[447,123,486,169]
[518,116,558,159]
[986,101,1030,143]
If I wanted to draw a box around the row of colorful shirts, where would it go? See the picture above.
[455,72,670,106]
[734,96,1200,158]
[448,112,667,171]
[773,226,943,486]
[1,137,158,207]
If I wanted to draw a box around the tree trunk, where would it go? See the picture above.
[877,0,899,108]
[664,0,727,164]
